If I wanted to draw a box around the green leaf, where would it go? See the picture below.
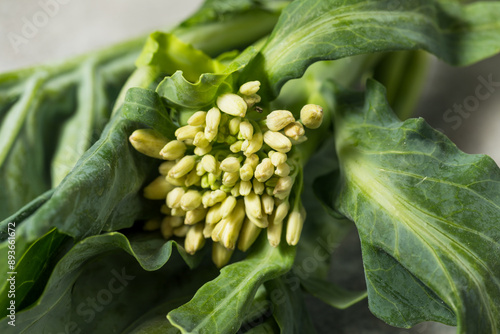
[300,276,367,310]
[156,44,259,111]
[0,229,67,317]
[265,275,317,334]
[332,79,500,332]
[168,237,295,334]
[122,87,178,139]
[0,39,144,220]
[136,32,220,83]
[242,0,500,97]
[0,232,209,333]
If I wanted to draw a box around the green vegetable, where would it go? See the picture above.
[1,0,499,333]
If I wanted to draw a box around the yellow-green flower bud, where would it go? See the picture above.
[205,107,221,142]
[203,222,215,238]
[219,196,236,218]
[193,132,210,148]
[160,140,187,160]
[185,169,201,187]
[300,104,323,129]
[163,216,183,228]
[185,223,206,254]
[246,154,260,168]
[220,157,240,173]
[212,242,234,268]
[143,219,160,231]
[231,182,241,197]
[180,190,202,211]
[269,151,287,166]
[274,176,293,199]
[239,164,254,182]
[194,145,212,156]
[166,187,185,209]
[244,191,262,219]
[202,189,227,207]
[286,209,305,245]
[201,154,218,173]
[166,175,186,187]
[243,131,263,156]
[267,212,284,247]
[255,158,274,183]
[158,161,176,175]
[248,213,269,228]
[206,203,223,225]
[243,94,261,108]
[230,141,244,153]
[239,180,252,196]
[261,194,274,215]
[175,125,203,141]
[195,162,206,176]
[169,155,197,179]
[239,121,254,140]
[275,163,290,177]
[129,129,168,159]
[217,93,247,117]
[171,207,186,217]
[238,218,262,252]
[222,172,239,186]
[266,110,295,131]
[173,225,190,237]
[219,200,246,250]
[274,200,290,225]
[160,219,174,239]
[284,121,305,140]
[239,81,261,95]
[263,131,292,153]
[143,176,175,200]
[229,117,241,135]
[185,207,207,225]
[187,111,207,126]
[253,179,265,195]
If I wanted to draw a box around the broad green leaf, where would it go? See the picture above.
[300,276,367,310]
[122,87,178,139]
[332,79,500,332]
[168,236,295,334]
[242,0,500,97]
[0,232,209,333]
[0,39,144,220]
[15,111,156,243]
[265,275,317,334]
[244,318,280,334]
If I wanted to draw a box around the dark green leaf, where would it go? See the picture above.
[332,79,500,332]
[122,87,178,139]
[168,237,295,334]
[243,0,500,97]
[265,275,317,334]
[0,232,209,333]
[0,229,67,316]
[300,276,367,310]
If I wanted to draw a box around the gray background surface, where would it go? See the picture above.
[1,1,498,333]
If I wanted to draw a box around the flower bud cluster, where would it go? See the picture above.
[130,80,322,267]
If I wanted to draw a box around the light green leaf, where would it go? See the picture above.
[168,236,295,334]
[242,0,500,97]
[332,79,500,332]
